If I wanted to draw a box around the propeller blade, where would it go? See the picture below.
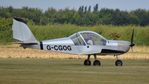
[130,28,135,47]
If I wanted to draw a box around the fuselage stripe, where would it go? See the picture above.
[40,42,43,50]
[101,49,125,54]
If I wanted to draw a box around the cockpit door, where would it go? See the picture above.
[70,31,106,54]
[78,32,106,54]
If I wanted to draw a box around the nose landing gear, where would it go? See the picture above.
[115,55,123,66]
[115,60,123,66]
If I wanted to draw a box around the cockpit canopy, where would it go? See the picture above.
[70,31,107,46]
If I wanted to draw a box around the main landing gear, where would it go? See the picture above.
[84,54,123,66]
[84,54,101,66]
[115,55,123,66]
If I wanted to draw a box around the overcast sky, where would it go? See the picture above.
[0,0,149,11]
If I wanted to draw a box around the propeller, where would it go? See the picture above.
[130,28,135,51]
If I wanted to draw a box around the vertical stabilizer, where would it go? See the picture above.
[12,18,38,43]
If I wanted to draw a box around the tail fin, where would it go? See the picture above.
[12,17,38,44]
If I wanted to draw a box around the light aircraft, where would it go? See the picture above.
[12,17,135,66]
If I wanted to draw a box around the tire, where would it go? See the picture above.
[93,60,101,66]
[84,59,91,66]
[115,60,123,66]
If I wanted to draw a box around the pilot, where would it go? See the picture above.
[87,39,93,45]
[86,36,94,45]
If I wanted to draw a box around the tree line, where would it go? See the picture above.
[0,4,149,26]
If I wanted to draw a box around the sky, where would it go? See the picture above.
[0,0,149,11]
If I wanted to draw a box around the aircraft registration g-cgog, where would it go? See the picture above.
[12,17,135,66]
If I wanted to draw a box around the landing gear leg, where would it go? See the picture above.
[115,55,123,66]
[84,55,91,66]
[93,54,101,66]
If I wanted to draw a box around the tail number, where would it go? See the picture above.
[47,45,72,51]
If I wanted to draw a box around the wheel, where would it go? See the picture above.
[93,60,101,66]
[115,60,123,66]
[84,59,91,66]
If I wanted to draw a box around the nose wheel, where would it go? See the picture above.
[115,55,123,66]
[115,60,123,66]
[84,54,101,66]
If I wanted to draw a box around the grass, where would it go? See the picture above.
[0,45,149,84]
[0,58,148,84]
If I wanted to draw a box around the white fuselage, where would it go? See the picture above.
[38,37,131,55]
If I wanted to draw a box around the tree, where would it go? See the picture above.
[88,6,91,12]
[93,4,98,12]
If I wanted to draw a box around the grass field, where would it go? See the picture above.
[0,58,149,84]
[0,45,149,84]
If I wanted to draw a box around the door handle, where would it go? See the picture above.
[87,46,89,48]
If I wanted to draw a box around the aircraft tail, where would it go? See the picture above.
[12,17,38,44]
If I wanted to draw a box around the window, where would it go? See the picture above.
[70,33,85,45]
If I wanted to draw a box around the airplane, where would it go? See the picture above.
[12,17,135,66]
